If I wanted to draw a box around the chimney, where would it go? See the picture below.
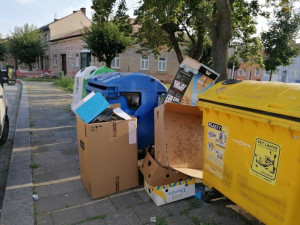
[80,7,86,15]
[54,19,58,22]
[73,10,77,13]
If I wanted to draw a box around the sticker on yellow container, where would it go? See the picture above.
[250,138,281,185]
[205,122,229,178]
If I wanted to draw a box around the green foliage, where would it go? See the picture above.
[230,1,264,68]
[82,21,132,67]
[8,24,45,70]
[29,162,40,169]
[0,41,8,61]
[83,0,133,67]
[135,0,212,62]
[261,1,300,80]
[156,217,167,225]
[53,76,74,92]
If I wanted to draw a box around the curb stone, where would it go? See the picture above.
[0,81,34,225]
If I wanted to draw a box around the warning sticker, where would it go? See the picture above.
[205,122,229,179]
[250,138,281,185]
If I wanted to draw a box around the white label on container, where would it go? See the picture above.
[128,121,137,144]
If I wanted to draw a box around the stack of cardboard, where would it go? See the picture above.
[74,93,139,199]
[73,56,218,202]
[139,56,218,206]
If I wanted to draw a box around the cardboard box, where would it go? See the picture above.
[144,178,196,206]
[76,116,139,199]
[164,56,219,106]
[154,102,204,179]
[140,153,190,186]
[182,64,219,105]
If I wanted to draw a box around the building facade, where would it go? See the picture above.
[276,55,300,83]
[36,8,180,83]
[234,62,263,81]
[38,8,91,74]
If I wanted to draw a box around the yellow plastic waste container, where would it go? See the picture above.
[197,80,300,225]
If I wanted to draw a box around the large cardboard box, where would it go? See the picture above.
[76,116,139,199]
[140,153,190,186]
[164,56,219,106]
[154,102,204,178]
[144,178,196,206]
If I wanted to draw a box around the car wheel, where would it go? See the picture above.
[0,115,9,146]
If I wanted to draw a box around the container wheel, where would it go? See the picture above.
[203,191,211,203]
[0,115,9,146]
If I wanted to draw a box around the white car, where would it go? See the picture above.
[0,66,16,146]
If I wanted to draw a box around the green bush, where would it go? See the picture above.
[53,76,74,92]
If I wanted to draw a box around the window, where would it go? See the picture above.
[53,54,58,66]
[255,69,260,77]
[243,69,247,76]
[238,69,242,76]
[44,34,48,42]
[75,54,79,67]
[140,56,149,70]
[111,56,120,69]
[158,57,166,71]
[281,70,287,82]
[81,52,91,68]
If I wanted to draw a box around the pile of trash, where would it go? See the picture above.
[71,59,219,205]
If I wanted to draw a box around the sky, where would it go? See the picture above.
[0,0,139,38]
[0,0,299,42]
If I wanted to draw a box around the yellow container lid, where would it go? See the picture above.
[198,80,300,119]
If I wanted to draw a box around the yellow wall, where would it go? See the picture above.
[49,11,91,40]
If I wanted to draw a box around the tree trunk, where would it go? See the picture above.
[28,63,33,71]
[106,59,112,68]
[269,70,273,81]
[210,0,233,82]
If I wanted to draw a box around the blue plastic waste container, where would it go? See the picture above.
[85,72,167,149]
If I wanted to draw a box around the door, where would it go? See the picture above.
[61,54,67,75]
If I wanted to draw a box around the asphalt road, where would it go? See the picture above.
[0,82,21,213]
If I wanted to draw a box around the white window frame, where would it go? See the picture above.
[238,69,242,76]
[53,54,58,66]
[111,56,120,69]
[158,57,167,71]
[255,69,260,77]
[140,56,149,70]
[243,69,247,76]
[75,53,79,67]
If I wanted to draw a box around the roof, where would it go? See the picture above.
[49,29,83,42]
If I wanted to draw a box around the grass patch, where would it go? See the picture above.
[180,208,190,215]
[200,222,217,225]
[87,214,106,221]
[192,216,201,225]
[76,214,106,224]
[53,76,74,92]
[189,199,200,209]
[29,162,40,169]
[156,217,167,225]
[33,205,38,216]
[64,204,71,208]
[20,77,57,82]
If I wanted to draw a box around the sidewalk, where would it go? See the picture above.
[2,82,261,225]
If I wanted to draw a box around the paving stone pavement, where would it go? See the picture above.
[3,81,263,225]
[0,83,21,211]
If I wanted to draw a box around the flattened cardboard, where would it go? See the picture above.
[164,57,199,104]
[154,102,204,178]
[76,116,139,199]
[140,153,190,186]
[164,56,219,105]
[144,178,196,206]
